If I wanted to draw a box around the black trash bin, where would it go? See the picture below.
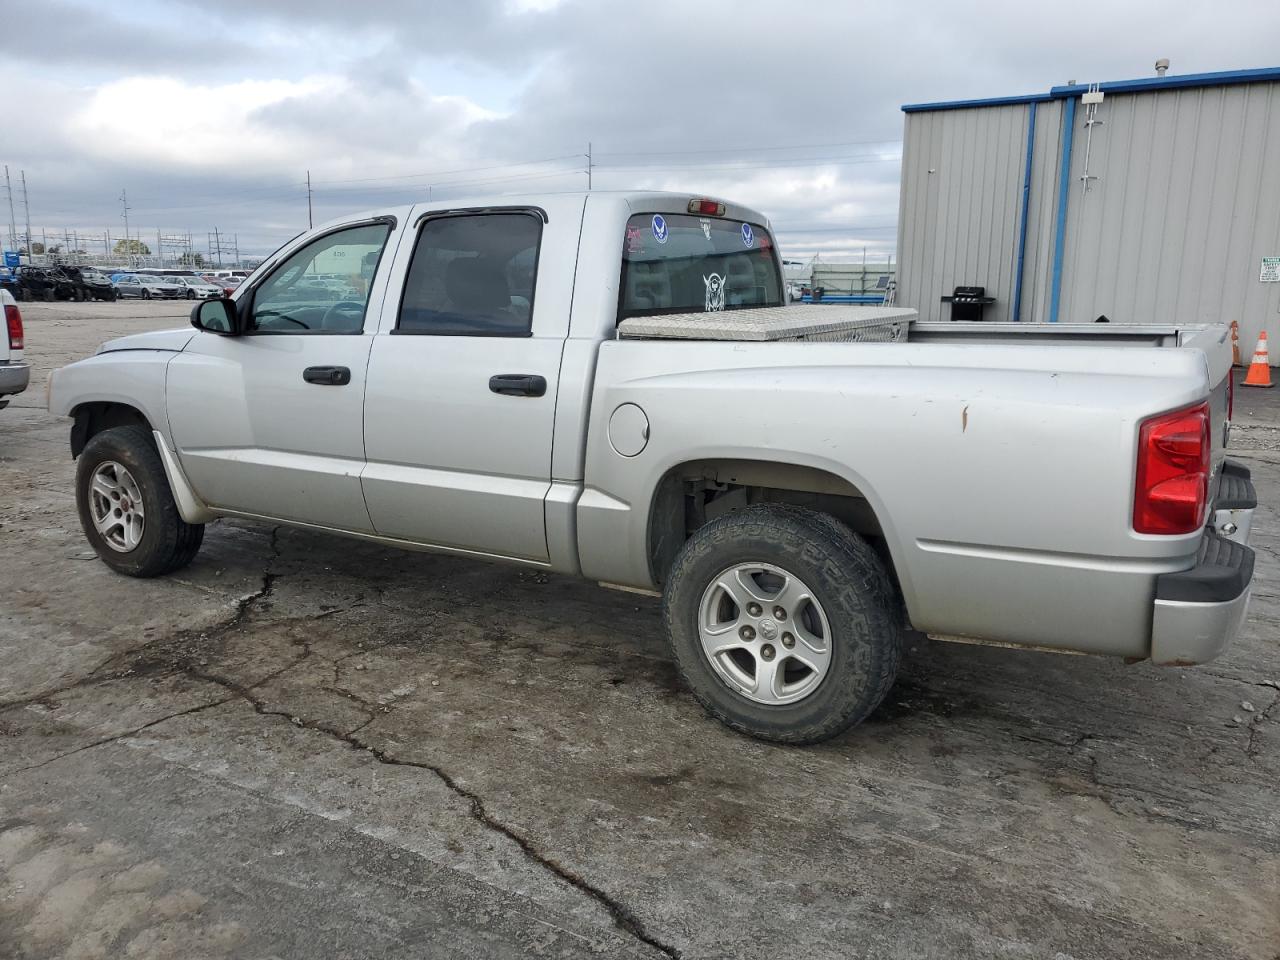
[940,285,995,322]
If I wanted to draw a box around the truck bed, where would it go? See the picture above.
[620,303,1222,351]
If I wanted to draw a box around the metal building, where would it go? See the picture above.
[895,67,1280,358]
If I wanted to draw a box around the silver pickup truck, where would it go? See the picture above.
[48,191,1258,743]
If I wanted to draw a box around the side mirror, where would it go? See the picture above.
[191,296,241,336]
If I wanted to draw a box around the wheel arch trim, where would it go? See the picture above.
[152,430,217,523]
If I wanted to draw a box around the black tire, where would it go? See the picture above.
[141,289,151,300]
[663,504,902,745]
[108,290,118,302]
[75,425,205,578]
[186,289,195,299]
[42,288,54,302]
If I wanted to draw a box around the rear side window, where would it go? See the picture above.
[397,213,541,336]
[619,213,782,320]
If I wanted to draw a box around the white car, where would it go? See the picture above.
[113,275,185,300]
[167,276,224,300]
[0,289,29,410]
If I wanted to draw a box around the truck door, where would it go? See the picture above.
[360,197,583,562]
[167,219,398,531]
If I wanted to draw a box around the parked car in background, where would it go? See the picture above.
[0,268,20,301]
[218,277,243,297]
[0,289,27,410]
[62,266,118,302]
[167,276,223,300]
[113,274,184,300]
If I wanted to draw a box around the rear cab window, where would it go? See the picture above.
[619,212,782,321]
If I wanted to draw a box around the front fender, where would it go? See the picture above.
[49,351,175,449]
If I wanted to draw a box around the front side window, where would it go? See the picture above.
[619,213,782,320]
[397,213,541,336]
[248,221,391,334]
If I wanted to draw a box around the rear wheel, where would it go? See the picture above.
[76,425,205,577]
[663,504,902,744]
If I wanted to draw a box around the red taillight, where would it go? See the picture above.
[1133,402,1210,535]
[688,198,725,216]
[5,303,22,351]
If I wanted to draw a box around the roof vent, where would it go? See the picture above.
[1155,58,1170,76]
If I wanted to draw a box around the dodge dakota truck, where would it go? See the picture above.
[47,191,1257,743]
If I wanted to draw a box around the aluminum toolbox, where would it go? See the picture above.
[616,305,917,342]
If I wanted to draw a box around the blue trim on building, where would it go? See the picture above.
[1049,66,1280,98]
[1011,102,1038,323]
[903,66,1280,113]
[1048,97,1077,324]
[902,93,1051,114]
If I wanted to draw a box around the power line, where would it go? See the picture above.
[772,223,898,233]
[596,155,899,173]
[594,137,903,158]
[311,154,583,186]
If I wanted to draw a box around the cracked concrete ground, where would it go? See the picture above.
[1,300,1278,959]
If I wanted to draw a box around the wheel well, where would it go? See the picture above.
[70,402,153,458]
[646,459,897,591]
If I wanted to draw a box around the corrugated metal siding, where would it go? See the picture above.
[896,104,1030,323]
[1058,83,1280,349]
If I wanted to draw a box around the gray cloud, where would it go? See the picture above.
[4,0,1279,258]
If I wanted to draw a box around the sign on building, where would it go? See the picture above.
[1261,257,1280,283]
[3,252,19,268]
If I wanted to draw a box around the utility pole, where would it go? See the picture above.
[306,169,313,228]
[213,227,222,268]
[120,189,131,264]
[20,171,32,258]
[3,166,16,252]
[586,142,593,191]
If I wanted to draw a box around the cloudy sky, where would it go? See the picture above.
[2,0,1279,261]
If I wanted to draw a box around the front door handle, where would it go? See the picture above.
[303,365,351,386]
[489,374,547,397]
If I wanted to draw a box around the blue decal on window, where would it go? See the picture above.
[652,214,668,244]
[741,223,754,247]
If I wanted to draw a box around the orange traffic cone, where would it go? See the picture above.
[1243,331,1273,388]
[1230,321,1241,366]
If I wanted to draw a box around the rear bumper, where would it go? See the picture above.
[0,360,30,397]
[1150,460,1256,665]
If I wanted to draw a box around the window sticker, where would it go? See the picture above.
[625,224,645,255]
[651,214,668,244]
[703,272,726,312]
[741,223,754,247]
[700,218,712,241]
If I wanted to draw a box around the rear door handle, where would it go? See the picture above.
[303,365,351,386]
[488,374,547,397]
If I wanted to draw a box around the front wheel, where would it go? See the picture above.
[663,504,902,744]
[141,289,151,300]
[186,290,195,299]
[76,425,205,577]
